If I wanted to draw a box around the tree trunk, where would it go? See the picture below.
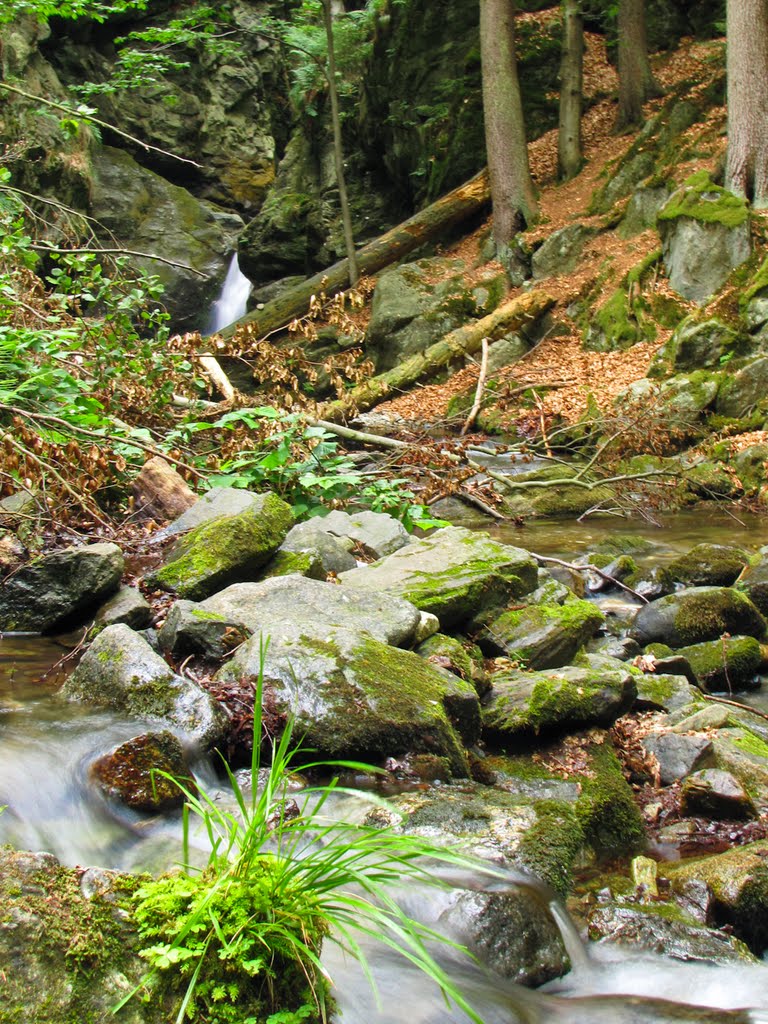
[616,0,660,130]
[214,169,490,342]
[322,0,359,285]
[318,290,555,423]
[725,0,768,207]
[558,0,584,181]
[480,0,538,249]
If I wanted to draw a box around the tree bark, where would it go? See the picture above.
[318,289,554,422]
[214,169,490,343]
[616,0,660,130]
[480,0,538,249]
[725,0,768,207]
[558,0,584,181]
[322,0,359,284]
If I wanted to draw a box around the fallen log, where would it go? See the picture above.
[318,289,555,423]
[215,168,491,343]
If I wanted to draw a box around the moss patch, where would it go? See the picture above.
[658,170,749,229]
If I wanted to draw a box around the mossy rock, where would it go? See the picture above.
[479,599,605,670]
[658,170,750,230]
[736,554,768,616]
[676,635,762,692]
[651,315,748,373]
[715,356,768,418]
[498,465,617,520]
[147,492,294,601]
[631,586,767,648]
[415,633,476,687]
[576,741,646,860]
[667,543,751,588]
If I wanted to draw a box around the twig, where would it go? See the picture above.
[700,692,768,723]
[198,356,236,402]
[532,389,552,458]
[461,337,489,437]
[309,418,410,450]
[456,489,507,520]
[532,552,649,604]
[29,244,206,276]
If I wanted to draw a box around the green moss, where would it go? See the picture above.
[675,589,766,646]
[732,728,768,761]
[518,800,584,898]
[742,256,768,307]
[678,635,762,689]
[657,170,750,228]
[576,743,646,860]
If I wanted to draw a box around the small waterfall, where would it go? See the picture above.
[206,253,251,334]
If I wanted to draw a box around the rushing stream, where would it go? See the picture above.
[3,510,768,1021]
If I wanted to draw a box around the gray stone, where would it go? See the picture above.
[532,224,597,280]
[655,316,747,372]
[305,509,412,559]
[479,599,605,670]
[642,732,716,785]
[633,673,703,715]
[737,555,768,616]
[667,543,751,588]
[158,599,251,659]
[62,624,226,748]
[482,655,636,738]
[681,769,757,820]
[279,521,357,574]
[154,487,265,541]
[93,585,152,632]
[486,332,531,372]
[716,356,768,418]
[616,372,719,440]
[339,526,538,631]
[0,542,123,633]
[590,150,656,213]
[630,586,766,647]
[618,184,672,238]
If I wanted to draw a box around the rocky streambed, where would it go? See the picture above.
[4,488,768,1021]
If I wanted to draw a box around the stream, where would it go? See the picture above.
[3,509,768,1022]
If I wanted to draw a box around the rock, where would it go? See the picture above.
[653,316,747,372]
[132,457,197,522]
[587,901,755,964]
[618,183,672,238]
[62,624,226,748]
[153,486,267,541]
[216,625,478,776]
[0,487,40,542]
[667,544,751,588]
[158,599,251,660]
[90,146,243,330]
[92,585,152,633]
[0,530,26,573]
[278,520,357,574]
[199,575,425,649]
[338,526,539,631]
[589,150,656,213]
[147,492,294,600]
[498,464,617,519]
[90,731,193,812]
[630,587,767,647]
[716,356,768,418]
[0,542,123,633]
[676,635,762,692]
[641,732,716,785]
[633,673,703,715]
[615,372,720,442]
[441,887,569,985]
[657,171,751,305]
[261,549,326,580]
[532,223,597,279]
[415,633,478,688]
[298,509,411,559]
[680,769,758,820]
[482,655,636,738]
[479,599,605,670]
[737,554,768,616]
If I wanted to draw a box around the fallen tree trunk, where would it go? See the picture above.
[318,289,555,423]
[215,168,491,343]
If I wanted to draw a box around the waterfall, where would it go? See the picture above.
[206,252,251,334]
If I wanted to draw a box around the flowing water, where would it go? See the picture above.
[4,510,768,1021]
[206,252,252,334]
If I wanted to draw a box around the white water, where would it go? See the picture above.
[206,252,251,333]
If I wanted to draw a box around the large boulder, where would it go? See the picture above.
[657,172,751,305]
[675,635,763,692]
[482,655,637,739]
[153,486,264,541]
[715,356,768,418]
[652,316,747,372]
[62,624,226,748]
[667,544,751,588]
[0,542,123,632]
[479,599,605,670]
[532,223,597,279]
[90,146,243,330]
[339,527,539,631]
[631,587,766,648]
[146,492,294,600]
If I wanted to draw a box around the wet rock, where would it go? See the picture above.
[158,599,251,659]
[339,526,538,631]
[92,585,152,633]
[132,456,197,522]
[482,655,636,739]
[0,542,123,633]
[153,486,266,542]
[676,635,762,692]
[736,554,768,616]
[479,599,605,670]
[442,887,569,985]
[588,635,642,661]
[90,731,193,812]
[62,624,226,748]
[680,769,757,820]
[667,544,751,588]
[641,732,716,785]
[630,587,767,648]
[633,565,676,600]
[633,673,703,715]
[147,492,294,600]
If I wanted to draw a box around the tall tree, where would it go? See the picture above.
[558,0,584,180]
[615,0,660,130]
[725,0,768,206]
[480,0,538,249]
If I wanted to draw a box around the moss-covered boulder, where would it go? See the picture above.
[90,731,193,813]
[0,542,123,633]
[62,624,226,748]
[633,672,704,715]
[657,171,751,305]
[667,543,751,588]
[652,316,748,372]
[676,635,762,692]
[147,492,294,601]
[736,553,768,615]
[715,356,768,418]
[497,464,617,520]
[532,223,597,280]
[415,633,477,688]
[630,586,766,647]
[479,599,605,669]
[339,526,539,631]
[615,371,720,444]
[482,655,636,739]
[216,626,478,776]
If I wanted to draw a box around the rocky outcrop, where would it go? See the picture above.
[631,586,766,647]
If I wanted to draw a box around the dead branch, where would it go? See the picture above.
[532,553,649,603]
[461,337,489,437]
